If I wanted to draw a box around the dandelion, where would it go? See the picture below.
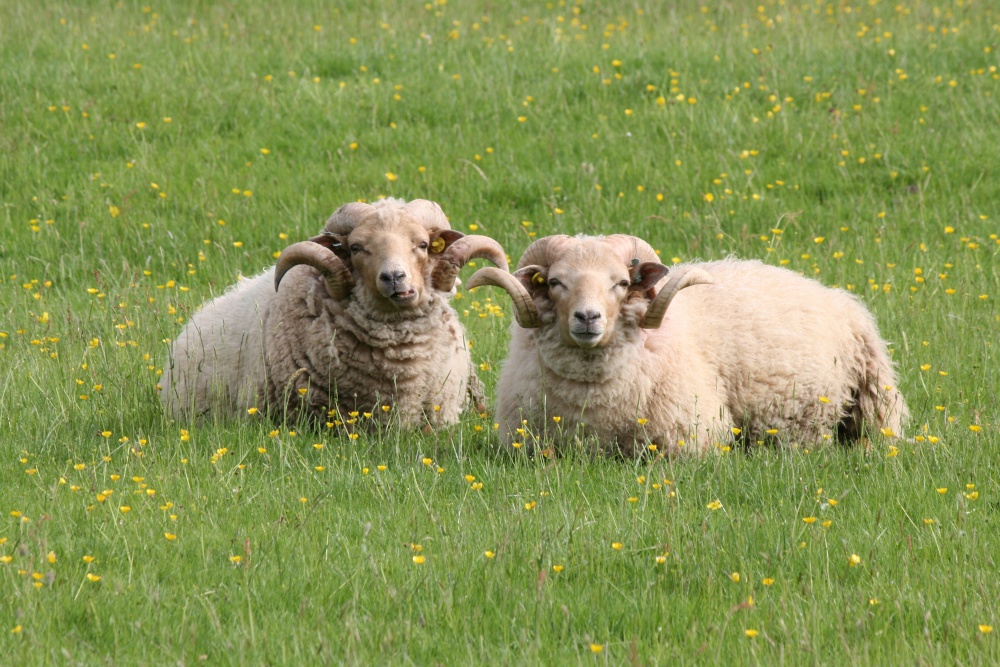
[849,554,861,567]
[612,542,623,551]
[412,555,426,565]
[552,416,561,423]
[485,551,495,559]
[86,573,101,582]
[165,533,177,540]
[937,487,948,494]
[655,555,667,564]
[762,578,774,586]
[82,555,95,563]
[524,501,537,510]
[803,516,817,524]
[553,564,564,572]
[230,555,242,564]
[707,499,723,511]
[745,629,759,638]
[730,572,740,582]
[589,644,604,654]
[247,407,258,415]
[47,551,56,564]
[980,625,993,634]
[385,172,398,182]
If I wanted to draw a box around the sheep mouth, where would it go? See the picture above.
[389,289,418,304]
[569,331,603,348]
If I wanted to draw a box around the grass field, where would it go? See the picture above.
[1,0,998,663]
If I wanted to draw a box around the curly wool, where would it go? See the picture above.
[495,257,908,455]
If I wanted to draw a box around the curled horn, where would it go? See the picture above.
[274,241,354,299]
[639,267,714,329]
[600,234,662,265]
[402,199,450,230]
[515,235,572,270]
[431,235,510,292]
[324,202,376,235]
[466,267,540,328]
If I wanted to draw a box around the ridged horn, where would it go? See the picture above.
[274,241,354,300]
[604,234,662,265]
[515,235,572,271]
[431,235,510,292]
[402,199,450,230]
[323,202,377,235]
[639,267,714,329]
[466,267,541,328]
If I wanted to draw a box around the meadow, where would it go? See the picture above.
[0,0,998,663]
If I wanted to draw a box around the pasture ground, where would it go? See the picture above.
[1,1,998,664]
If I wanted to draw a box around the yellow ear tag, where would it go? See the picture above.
[532,272,546,285]
[430,238,446,253]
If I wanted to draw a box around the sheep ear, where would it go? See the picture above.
[428,229,464,255]
[513,265,548,297]
[309,233,351,263]
[629,262,670,297]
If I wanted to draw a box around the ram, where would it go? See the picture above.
[467,234,907,455]
[160,198,507,426]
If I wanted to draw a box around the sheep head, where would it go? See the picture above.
[275,199,507,310]
[467,235,713,346]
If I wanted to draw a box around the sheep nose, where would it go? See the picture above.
[379,270,406,284]
[573,309,601,324]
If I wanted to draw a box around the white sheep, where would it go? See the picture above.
[160,198,507,427]
[467,234,907,455]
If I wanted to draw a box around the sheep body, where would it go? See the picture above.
[473,237,906,455]
[160,198,502,425]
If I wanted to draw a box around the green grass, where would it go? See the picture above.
[1,0,998,663]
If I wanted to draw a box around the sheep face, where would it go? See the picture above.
[275,199,509,309]
[513,244,669,348]
[331,215,461,312]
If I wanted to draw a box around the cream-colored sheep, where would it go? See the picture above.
[160,198,507,426]
[468,234,907,455]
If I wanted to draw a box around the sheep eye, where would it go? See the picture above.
[349,244,363,254]
[547,278,561,288]
[617,279,630,289]
[417,241,428,250]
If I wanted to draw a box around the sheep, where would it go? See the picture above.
[160,198,508,427]
[466,234,907,456]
